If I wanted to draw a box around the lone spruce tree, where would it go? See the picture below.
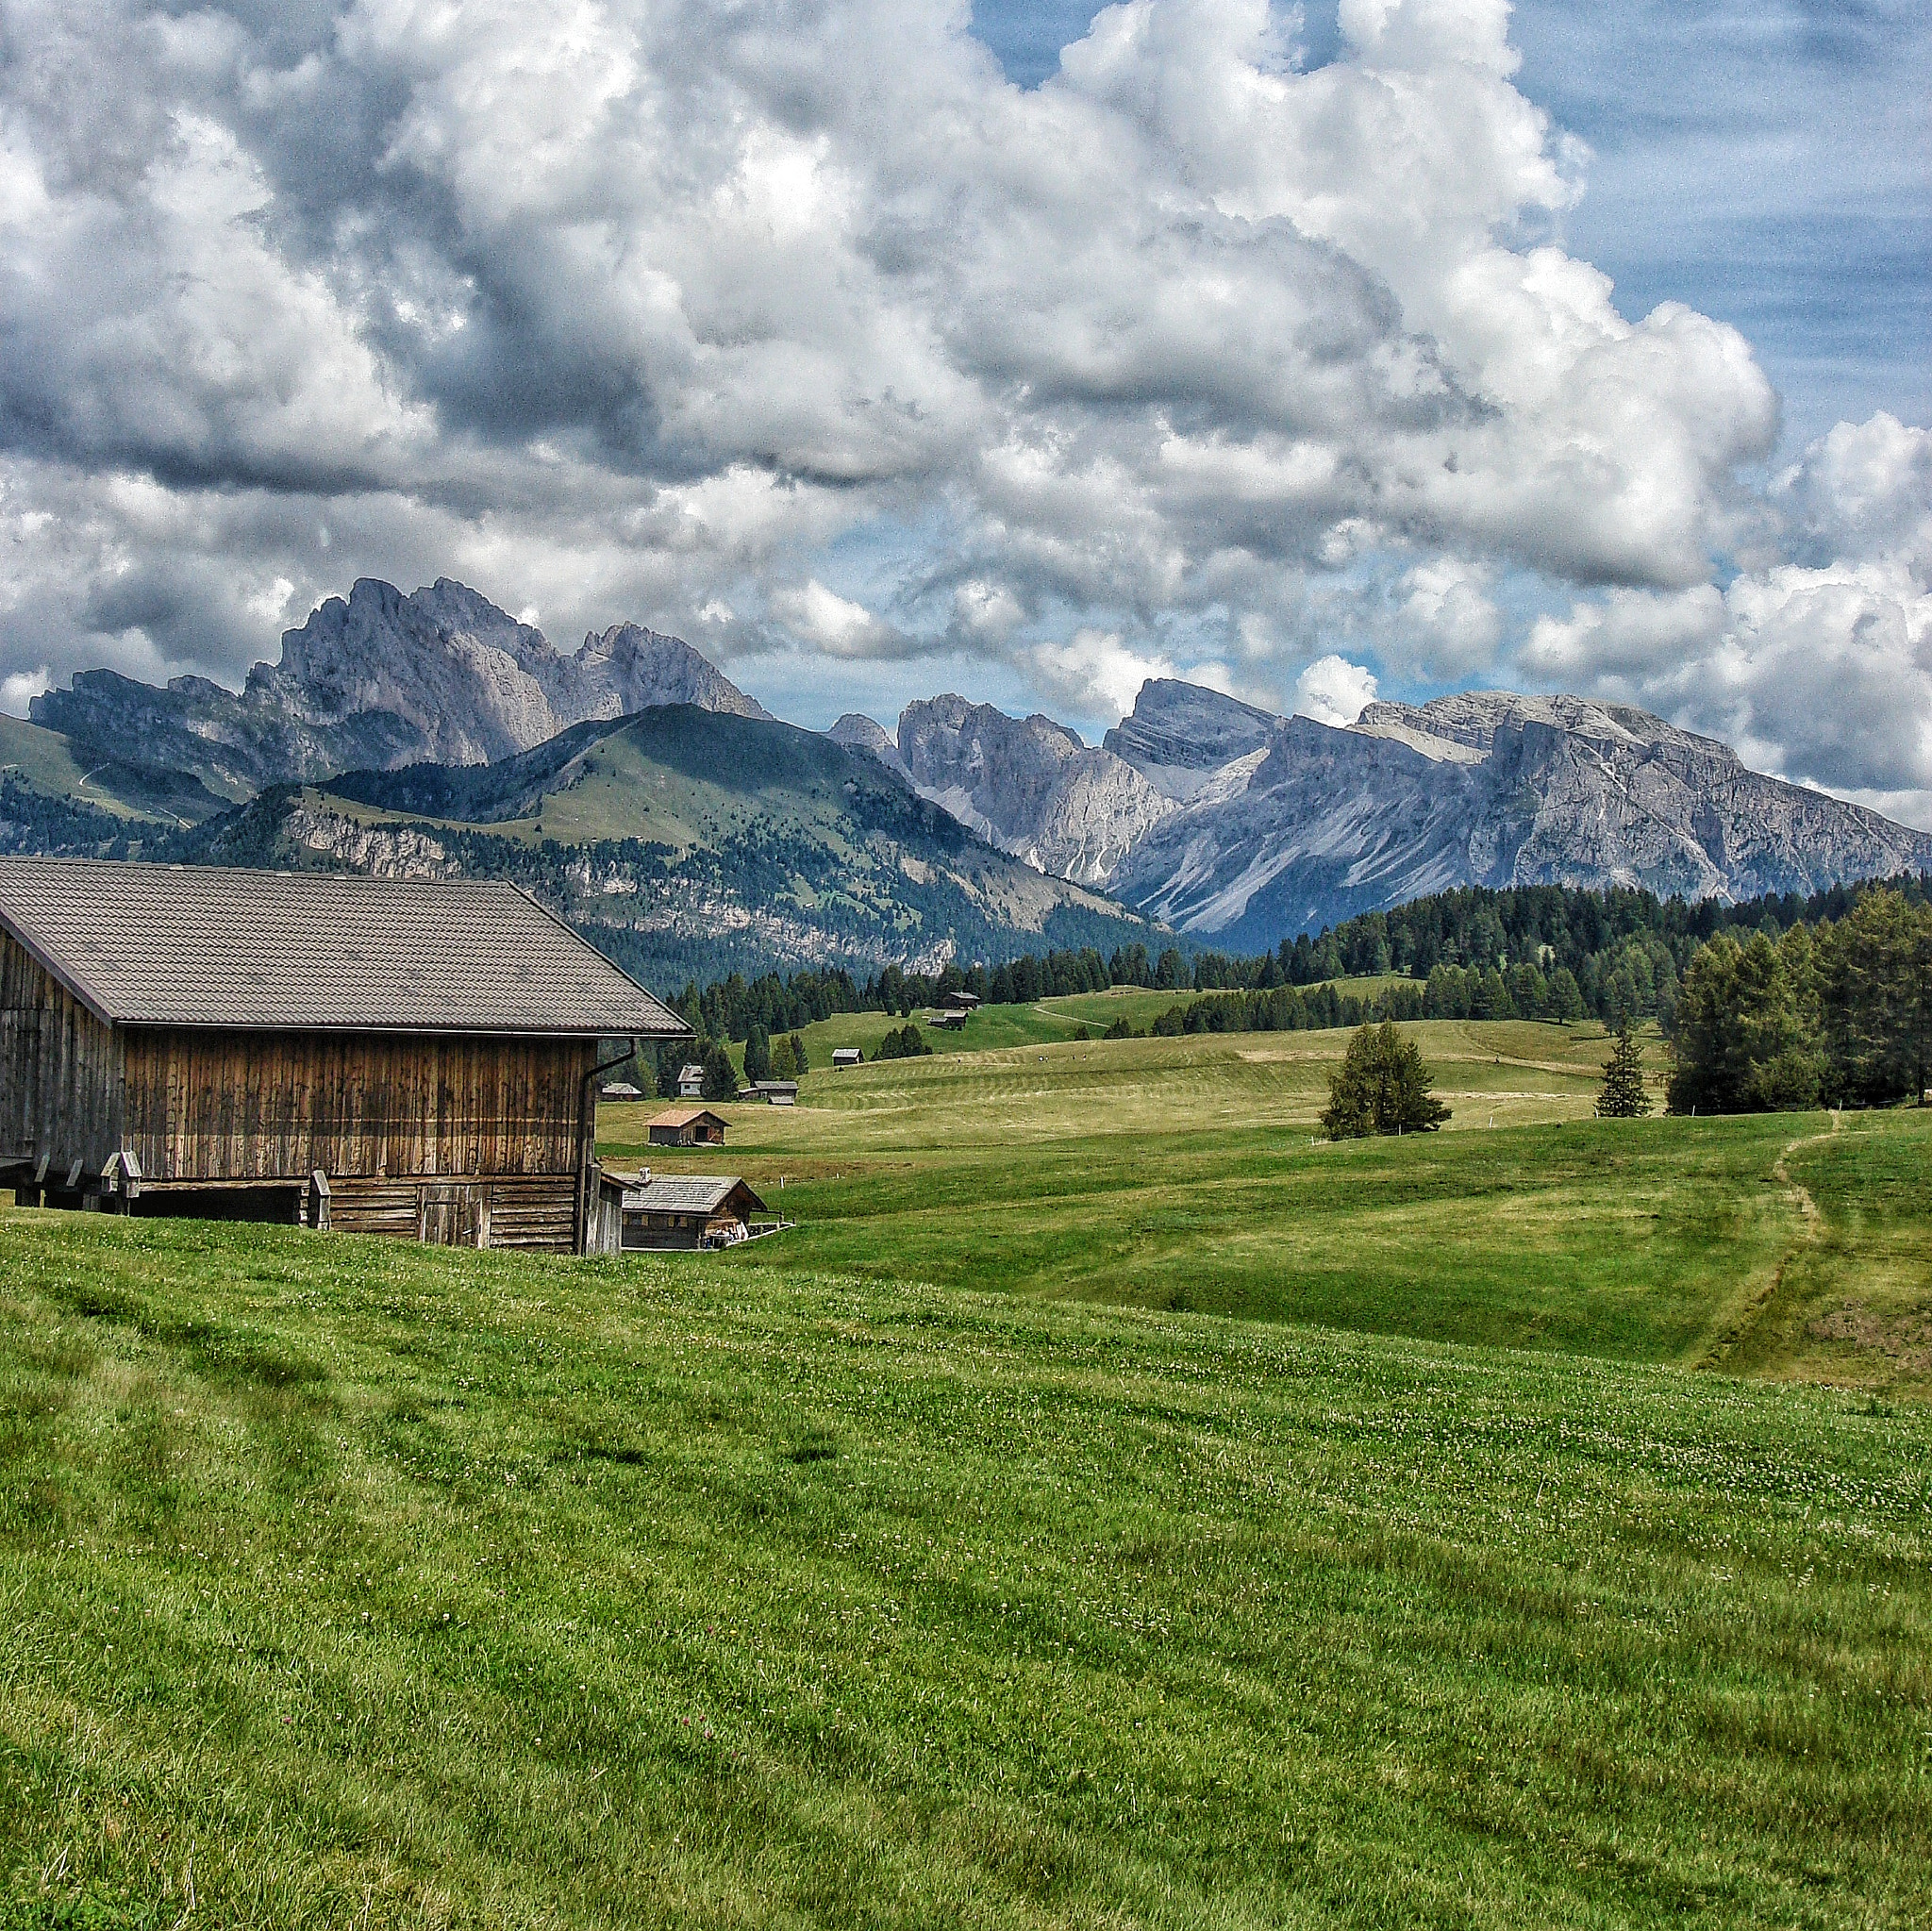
[1597,1020,1652,1118]
[1321,1022,1451,1139]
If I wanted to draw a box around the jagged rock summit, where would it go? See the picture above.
[1100,679,1277,802]
[896,695,1176,887]
[878,678,1932,945]
[825,713,910,782]
[33,577,767,795]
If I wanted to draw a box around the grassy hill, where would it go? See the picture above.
[178,707,1160,987]
[0,714,230,848]
[604,1020,1932,1393]
[4,1204,1929,1927]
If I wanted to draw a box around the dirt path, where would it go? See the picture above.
[1698,1110,1841,1371]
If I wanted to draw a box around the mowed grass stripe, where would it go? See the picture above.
[2,1211,1929,1926]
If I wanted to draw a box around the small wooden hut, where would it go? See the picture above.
[0,857,690,1253]
[611,1173,771,1250]
[646,1107,727,1147]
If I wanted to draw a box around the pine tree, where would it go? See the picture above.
[787,1031,809,1074]
[1321,1023,1451,1140]
[742,1024,772,1083]
[1597,1020,1652,1118]
[699,1039,739,1102]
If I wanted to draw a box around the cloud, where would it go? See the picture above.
[0,666,51,716]
[1292,654,1378,725]
[769,579,910,659]
[1518,413,1932,824]
[1393,557,1504,676]
[0,0,1905,766]
[1025,627,1220,723]
[1520,584,1724,681]
[1774,412,1932,571]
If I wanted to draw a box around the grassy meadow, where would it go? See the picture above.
[607,1016,1931,1385]
[7,1011,1932,1924]
[4,1208,1931,1927]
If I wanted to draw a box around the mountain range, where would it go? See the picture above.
[845,680,1932,950]
[8,575,1930,974]
[31,577,767,799]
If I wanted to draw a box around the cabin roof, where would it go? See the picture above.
[615,1173,767,1216]
[0,856,691,1038]
[648,1107,726,1129]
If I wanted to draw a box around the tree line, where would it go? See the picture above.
[1668,888,1932,1112]
[627,872,1931,1116]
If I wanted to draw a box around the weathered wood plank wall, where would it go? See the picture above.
[0,933,122,1173]
[327,1174,578,1249]
[121,1030,598,1184]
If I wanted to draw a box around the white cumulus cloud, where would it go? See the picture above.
[1292,654,1378,725]
[0,0,1907,764]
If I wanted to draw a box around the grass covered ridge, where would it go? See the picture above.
[3,1211,1930,1926]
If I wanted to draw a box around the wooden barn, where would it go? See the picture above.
[646,1107,727,1147]
[0,857,690,1253]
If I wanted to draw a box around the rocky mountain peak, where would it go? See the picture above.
[34,577,767,794]
[1103,678,1278,800]
[825,713,910,782]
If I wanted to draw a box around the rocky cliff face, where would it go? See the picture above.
[1108,689,1932,945]
[33,577,767,792]
[874,678,1932,944]
[894,695,1177,887]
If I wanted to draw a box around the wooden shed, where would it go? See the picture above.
[612,1173,772,1250]
[0,857,690,1253]
[646,1107,727,1147]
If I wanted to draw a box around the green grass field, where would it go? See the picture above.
[609,1020,1913,1380]
[4,1208,1929,1927]
[771,980,1425,1069]
[8,1018,1932,1924]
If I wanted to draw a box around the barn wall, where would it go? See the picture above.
[325,1174,581,1251]
[121,1029,599,1188]
[0,932,123,1177]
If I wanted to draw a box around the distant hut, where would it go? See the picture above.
[600,1081,643,1102]
[613,1173,772,1250]
[646,1107,727,1147]
[831,1047,862,1069]
[0,857,689,1253]
[676,1063,706,1098]
[750,1079,799,1106]
[929,1008,970,1030]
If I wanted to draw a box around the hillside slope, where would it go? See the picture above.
[184,706,1158,985]
[0,712,230,852]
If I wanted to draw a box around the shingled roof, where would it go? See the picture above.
[0,857,690,1037]
[615,1174,769,1216]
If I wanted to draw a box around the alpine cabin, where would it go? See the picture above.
[0,857,690,1253]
